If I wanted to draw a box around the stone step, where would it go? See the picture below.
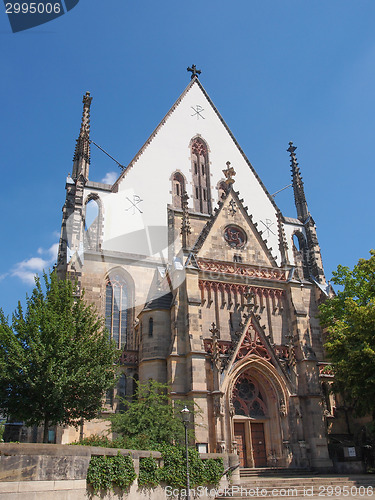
[216,481,375,500]
[240,467,315,477]
[238,477,375,487]
[217,475,375,499]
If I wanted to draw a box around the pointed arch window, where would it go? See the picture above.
[191,137,211,214]
[172,172,186,209]
[84,197,101,251]
[232,373,267,418]
[292,230,309,279]
[105,274,128,348]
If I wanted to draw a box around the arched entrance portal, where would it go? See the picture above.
[229,365,286,468]
[233,373,268,467]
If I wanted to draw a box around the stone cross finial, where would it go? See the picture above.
[187,65,201,79]
[223,161,236,185]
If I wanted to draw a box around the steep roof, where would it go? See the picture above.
[111,77,279,213]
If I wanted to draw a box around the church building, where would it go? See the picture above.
[57,68,334,471]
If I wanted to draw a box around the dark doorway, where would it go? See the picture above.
[251,422,267,467]
[234,422,247,467]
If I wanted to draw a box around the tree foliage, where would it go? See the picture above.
[110,379,195,450]
[0,271,118,441]
[319,250,375,417]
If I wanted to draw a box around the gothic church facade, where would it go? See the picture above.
[57,73,333,470]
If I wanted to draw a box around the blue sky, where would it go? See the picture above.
[1,1,375,317]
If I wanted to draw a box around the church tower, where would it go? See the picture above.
[56,70,332,471]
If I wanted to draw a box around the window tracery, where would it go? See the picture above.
[232,372,267,418]
[172,172,186,209]
[105,274,128,348]
[191,137,211,214]
[84,196,101,250]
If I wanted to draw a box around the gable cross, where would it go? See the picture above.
[187,64,201,79]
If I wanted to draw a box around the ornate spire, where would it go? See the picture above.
[277,210,290,266]
[72,91,92,181]
[287,142,309,222]
[181,190,191,250]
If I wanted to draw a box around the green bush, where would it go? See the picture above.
[158,445,224,488]
[85,444,224,493]
[73,434,113,448]
[86,452,136,493]
[71,433,128,449]
[111,454,137,490]
[202,458,225,485]
[138,456,160,488]
[110,380,197,451]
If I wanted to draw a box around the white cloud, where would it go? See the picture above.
[101,172,117,185]
[10,243,59,285]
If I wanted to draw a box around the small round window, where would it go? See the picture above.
[224,225,247,249]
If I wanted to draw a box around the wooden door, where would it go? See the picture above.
[251,422,267,467]
[234,422,247,467]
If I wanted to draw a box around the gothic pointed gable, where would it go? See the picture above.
[221,312,293,386]
[91,77,282,264]
[194,188,277,268]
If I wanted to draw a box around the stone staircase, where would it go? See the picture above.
[240,467,316,478]
[216,470,375,499]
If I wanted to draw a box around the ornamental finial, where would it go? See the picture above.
[223,161,236,186]
[187,64,201,79]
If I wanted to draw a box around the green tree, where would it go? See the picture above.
[0,271,118,442]
[110,379,195,450]
[319,250,375,419]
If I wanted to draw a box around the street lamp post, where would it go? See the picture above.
[181,406,190,500]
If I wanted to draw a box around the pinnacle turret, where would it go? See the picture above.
[276,210,289,266]
[181,191,191,250]
[72,91,92,181]
[288,142,309,222]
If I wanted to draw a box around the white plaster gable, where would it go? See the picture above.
[196,189,276,268]
[90,79,281,262]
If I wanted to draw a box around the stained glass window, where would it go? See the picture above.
[224,225,247,249]
[105,275,128,348]
[191,137,211,214]
[232,373,267,417]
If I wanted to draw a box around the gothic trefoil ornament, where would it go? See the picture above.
[228,199,237,216]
